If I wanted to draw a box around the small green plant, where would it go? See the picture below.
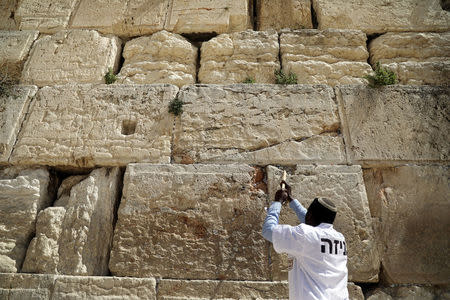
[243,77,255,84]
[104,68,117,84]
[364,62,397,88]
[275,69,298,84]
[168,98,184,116]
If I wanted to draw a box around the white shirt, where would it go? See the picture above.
[272,223,349,300]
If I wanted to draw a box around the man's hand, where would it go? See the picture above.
[274,180,293,204]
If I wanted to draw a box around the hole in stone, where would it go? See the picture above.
[311,1,319,29]
[441,0,450,10]
[122,120,137,135]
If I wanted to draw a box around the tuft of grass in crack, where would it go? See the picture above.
[243,77,255,84]
[104,68,117,84]
[365,62,397,88]
[275,69,297,85]
[168,98,184,116]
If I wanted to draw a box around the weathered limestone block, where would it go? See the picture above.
[173,85,345,164]
[165,0,252,34]
[348,282,364,300]
[199,30,280,84]
[256,0,313,31]
[22,167,121,275]
[0,273,157,299]
[366,286,444,300]
[117,31,197,87]
[363,166,450,284]
[313,0,450,34]
[280,29,372,85]
[369,32,450,85]
[109,164,269,280]
[0,31,38,81]
[10,84,177,168]
[0,167,53,272]
[0,0,19,30]
[267,165,380,282]
[71,0,251,36]
[21,30,122,87]
[337,85,450,165]
[0,86,37,163]
[15,0,78,33]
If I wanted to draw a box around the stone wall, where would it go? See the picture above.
[0,0,449,299]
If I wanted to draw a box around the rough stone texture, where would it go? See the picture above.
[363,166,450,284]
[71,0,251,36]
[10,84,178,168]
[348,282,364,300]
[22,167,121,276]
[109,164,269,280]
[0,273,157,299]
[0,0,19,30]
[366,285,445,300]
[199,30,280,84]
[15,0,78,33]
[21,30,122,87]
[337,85,450,166]
[256,0,313,31]
[267,165,380,282]
[0,86,37,164]
[0,31,38,81]
[313,0,450,34]
[173,85,345,165]
[117,31,197,87]
[280,29,372,85]
[0,167,53,273]
[369,32,450,86]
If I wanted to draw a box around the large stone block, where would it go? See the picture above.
[313,0,450,34]
[0,273,157,299]
[369,32,450,86]
[0,0,19,30]
[71,0,251,36]
[10,84,178,168]
[199,30,280,84]
[267,165,380,282]
[117,31,197,87]
[366,285,446,300]
[0,31,38,81]
[173,85,345,165]
[15,0,78,33]
[109,164,269,280]
[21,30,122,87]
[337,85,450,166]
[280,29,372,85]
[0,86,37,164]
[22,167,121,275]
[256,0,313,31]
[0,167,54,273]
[363,166,450,284]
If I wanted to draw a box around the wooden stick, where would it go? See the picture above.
[281,170,286,190]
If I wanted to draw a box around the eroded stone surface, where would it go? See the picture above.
[267,165,380,282]
[0,273,156,299]
[369,32,450,85]
[15,0,78,33]
[199,30,280,84]
[173,84,345,164]
[22,167,121,275]
[0,86,37,163]
[0,0,19,30]
[280,29,372,85]
[0,31,38,81]
[10,84,178,168]
[0,167,53,273]
[109,164,269,280]
[366,285,445,300]
[21,30,122,86]
[338,85,450,165]
[256,0,312,31]
[348,282,364,300]
[117,31,197,87]
[363,166,450,284]
[313,0,450,34]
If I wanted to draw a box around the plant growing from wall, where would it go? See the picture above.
[168,98,184,116]
[243,77,255,84]
[365,62,397,88]
[275,69,297,84]
[104,68,117,84]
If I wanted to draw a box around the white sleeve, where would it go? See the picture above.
[271,224,304,256]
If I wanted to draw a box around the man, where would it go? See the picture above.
[262,181,348,300]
